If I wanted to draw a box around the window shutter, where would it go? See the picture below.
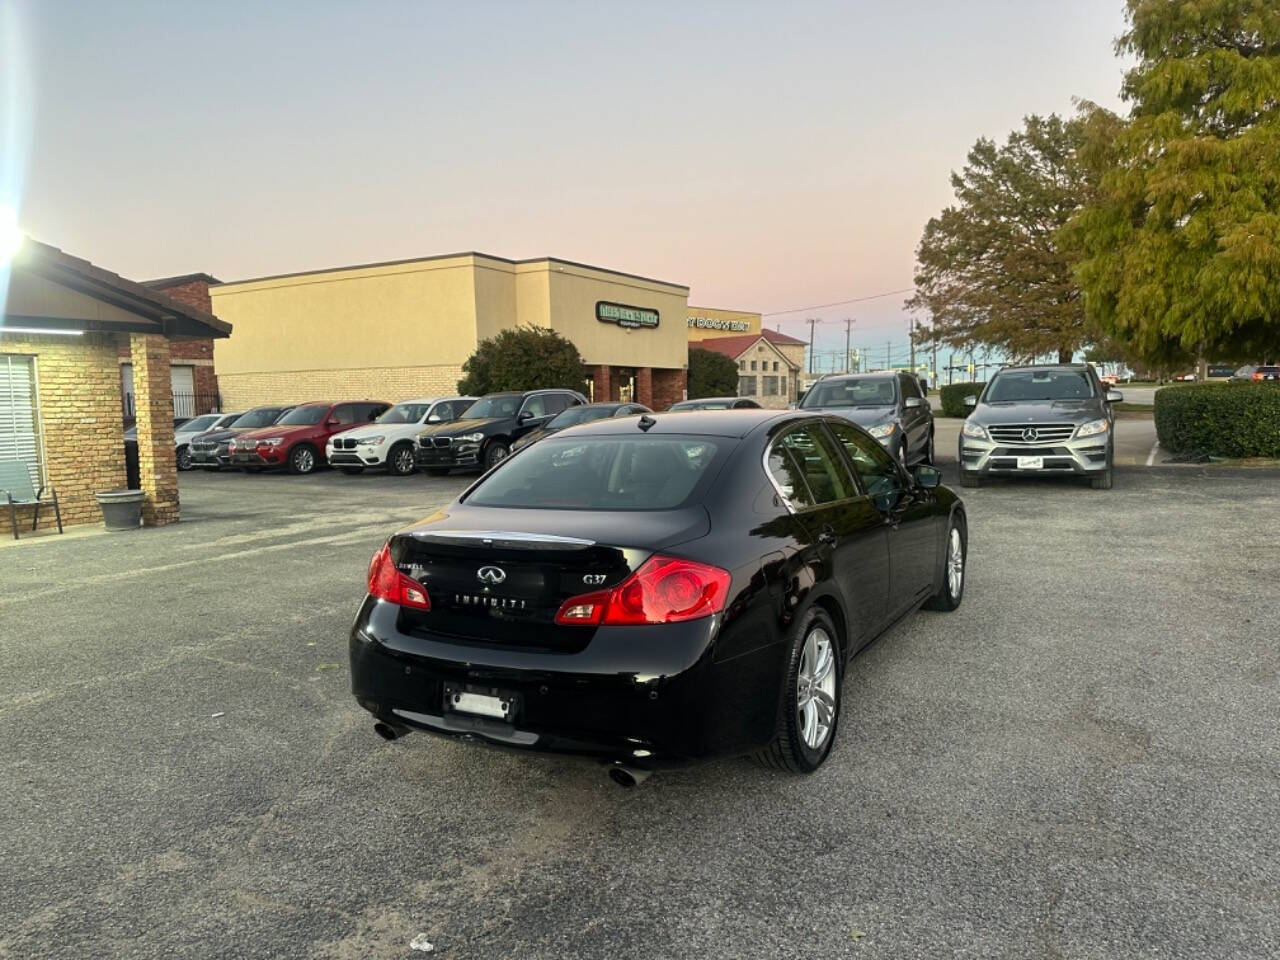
[0,355,41,487]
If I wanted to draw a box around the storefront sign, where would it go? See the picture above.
[596,301,659,329]
[687,316,751,332]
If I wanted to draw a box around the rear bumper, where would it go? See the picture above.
[959,434,1110,476]
[349,596,776,768]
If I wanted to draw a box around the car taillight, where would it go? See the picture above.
[1253,372,1264,381]
[554,555,731,626]
[367,542,431,610]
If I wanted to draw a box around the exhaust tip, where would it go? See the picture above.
[607,764,650,788]
[374,721,408,742]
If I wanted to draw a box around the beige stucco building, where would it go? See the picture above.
[689,329,806,409]
[211,253,691,410]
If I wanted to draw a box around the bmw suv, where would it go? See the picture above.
[415,388,588,474]
[958,364,1123,489]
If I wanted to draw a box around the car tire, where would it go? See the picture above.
[752,606,842,774]
[1090,464,1114,489]
[924,429,935,466]
[924,514,966,611]
[176,445,191,471]
[425,467,451,477]
[483,440,509,471]
[387,442,416,476]
[288,444,319,475]
[339,466,364,475]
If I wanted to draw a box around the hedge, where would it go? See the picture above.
[1153,383,1280,458]
[939,381,986,417]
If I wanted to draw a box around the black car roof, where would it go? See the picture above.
[560,409,798,439]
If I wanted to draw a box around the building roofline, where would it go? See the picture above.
[216,251,689,292]
[143,272,222,290]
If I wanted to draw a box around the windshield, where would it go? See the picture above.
[466,436,726,510]
[276,405,328,426]
[801,378,897,408]
[462,395,521,419]
[233,408,287,429]
[547,406,617,429]
[985,370,1095,402]
[378,403,431,425]
[672,400,727,410]
[181,415,220,433]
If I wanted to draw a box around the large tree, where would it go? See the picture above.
[457,326,586,395]
[908,114,1091,363]
[1065,0,1280,366]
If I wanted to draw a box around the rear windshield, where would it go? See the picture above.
[463,395,521,419]
[985,370,1095,402]
[671,400,727,410]
[466,435,727,510]
[234,408,287,428]
[277,405,328,426]
[801,378,896,408]
[547,406,618,429]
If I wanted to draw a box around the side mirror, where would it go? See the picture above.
[1106,389,1124,403]
[913,465,942,489]
[326,417,340,427]
[963,395,978,408]
[518,411,533,422]
[904,396,924,409]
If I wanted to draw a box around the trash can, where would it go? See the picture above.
[95,489,145,531]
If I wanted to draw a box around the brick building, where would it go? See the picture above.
[114,273,222,422]
[689,329,806,408]
[1,240,231,529]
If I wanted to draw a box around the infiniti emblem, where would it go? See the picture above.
[1021,427,1039,442]
[476,566,507,585]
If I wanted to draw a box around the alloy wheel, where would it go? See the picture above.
[796,626,837,750]
[947,526,964,599]
[294,448,315,473]
[392,447,415,475]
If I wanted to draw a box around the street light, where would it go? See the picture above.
[0,206,24,263]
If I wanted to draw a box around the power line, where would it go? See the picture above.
[763,286,915,318]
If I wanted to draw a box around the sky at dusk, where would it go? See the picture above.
[2,0,1129,360]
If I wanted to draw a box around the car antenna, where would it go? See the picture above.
[637,414,656,432]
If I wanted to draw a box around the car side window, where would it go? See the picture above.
[899,375,921,400]
[332,404,358,425]
[365,403,389,421]
[825,421,904,506]
[765,425,856,509]
[545,394,574,416]
[521,395,549,419]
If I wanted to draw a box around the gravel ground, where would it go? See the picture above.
[2,459,1278,959]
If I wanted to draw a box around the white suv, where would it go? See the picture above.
[327,396,475,476]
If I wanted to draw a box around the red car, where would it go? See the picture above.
[229,400,390,474]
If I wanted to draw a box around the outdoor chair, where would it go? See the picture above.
[0,460,62,540]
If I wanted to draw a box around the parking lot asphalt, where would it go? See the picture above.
[3,456,1278,959]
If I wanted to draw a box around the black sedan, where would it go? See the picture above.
[350,410,967,784]
[510,401,652,451]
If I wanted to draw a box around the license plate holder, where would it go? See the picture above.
[443,682,520,722]
[1017,456,1044,470]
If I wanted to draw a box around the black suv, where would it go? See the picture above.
[415,389,588,474]
[959,364,1122,489]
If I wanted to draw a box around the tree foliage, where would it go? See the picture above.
[686,347,739,399]
[1065,0,1280,365]
[457,325,586,396]
[908,114,1092,364]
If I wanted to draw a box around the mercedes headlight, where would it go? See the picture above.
[1075,418,1109,438]
[866,423,896,439]
[961,421,989,441]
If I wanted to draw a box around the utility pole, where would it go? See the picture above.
[844,318,854,374]
[886,340,892,371]
[931,337,938,390]
[806,318,819,376]
[908,318,916,372]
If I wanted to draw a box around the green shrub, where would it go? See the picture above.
[1153,383,1280,458]
[687,347,739,399]
[939,381,986,417]
[458,325,585,395]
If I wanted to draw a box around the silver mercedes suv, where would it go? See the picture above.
[958,364,1123,489]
